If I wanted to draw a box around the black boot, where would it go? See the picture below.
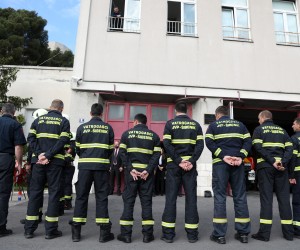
[0,225,12,237]
[70,221,81,242]
[99,224,114,243]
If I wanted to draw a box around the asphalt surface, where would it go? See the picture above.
[2,191,299,250]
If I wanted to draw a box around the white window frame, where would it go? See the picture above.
[167,0,197,36]
[123,0,142,32]
[222,0,252,41]
[273,0,300,45]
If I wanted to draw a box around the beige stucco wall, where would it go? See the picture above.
[73,0,300,97]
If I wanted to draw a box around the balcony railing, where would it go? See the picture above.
[222,26,251,41]
[108,16,140,33]
[167,21,197,36]
[275,31,300,45]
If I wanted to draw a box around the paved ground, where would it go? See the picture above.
[2,191,299,250]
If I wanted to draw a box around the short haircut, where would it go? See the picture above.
[134,113,147,124]
[50,99,64,109]
[215,106,229,116]
[175,101,187,113]
[2,103,15,115]
[91,103,103,116]
[294,117,300,124]
[259,110,272,120]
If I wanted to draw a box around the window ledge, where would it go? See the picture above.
[223,37,253,43]
[166,33,199,38]
[276,42,300,47]
[107,29,141,34]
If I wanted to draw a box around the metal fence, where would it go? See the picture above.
[222,26,251,41]
[275,31,300,45]
[108,16,140,33]
[167,21,197,36]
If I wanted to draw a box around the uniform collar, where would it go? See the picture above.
[134,124,148,129]
[48,110,62,116]
[219,115,230,120]
[262,119,273,125]
[91,116,102,122]
[176,114,189,119]
[2,114,14,119]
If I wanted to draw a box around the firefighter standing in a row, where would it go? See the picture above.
[117,113,161,243]
[70,103,114,243]
[161,101,204,243]
[252,110,293,241]
[24,99,70,239]
[289,117,300,238]
[205,106,252,244]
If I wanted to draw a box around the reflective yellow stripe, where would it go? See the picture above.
[214,148,222,157]
[212,158,222,164]
[293,150,298,155]
[244,133,251,138]
[132,163,147,169]
[109,144,114,149]
[76,142,80,147]
[65,153,72,158]
[26,215,39,220]
[167,155,191,163]
[197,135,204,140]
[127,148,153,154]
[96,218,110,223]
[214,133,244,140]
[36,133,59,139]
[185,223,198,229]
[293,221,300,226]
[78,158,110,164]
[285,142,293,147]
[60,132,69,137]
[213,218,227,223]
[65,144,70,148]
[240,149,248,157]
[79,143,110,149]
[235,218,250,223]
[120,143,127,149]
[29,129,36,134]
[73,217,87,223]
[281,220,293,225]
[120,220,134,226]
[64,195,72,199]
[54,154,65,160]
[253,139,263,144]
[262,143,285,148]
[162,221,175,228]
[205,134,214,140]
[142,220,155,225]
[45,216,59,222]
[274,157,282,161]
[260,219,272,224]
[163,134,171,140]
[171,139,196,144]
[294,166,300,171]
[154,147,161,152]
[59,197,65,201]
[257,158,264,163]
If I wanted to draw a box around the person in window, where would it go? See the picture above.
[111,6,123,30]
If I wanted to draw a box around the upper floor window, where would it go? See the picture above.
[108,0,141,33]
[273,0,300,45]
[222,0,251,41]
[167,0,197,37]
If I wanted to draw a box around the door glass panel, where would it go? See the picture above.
[108,104,125,120]
[152,107,169,121]
[274,13,285,42]
[130,105,146,120]
[222,8,234,37]
[183,3,195,35]
[222,0,247,7]
[124,0,141,31]
[272,0,295,11]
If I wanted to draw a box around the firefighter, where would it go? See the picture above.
[161,101,204,243]
[289,117,300,238]
[20,109,49,225]
[63,132,76,210]
[24,99,70,239]
[205,106,252,244]
[0,103,26,237]
[252,110,293,241]
[70,103,114,243]
[117,113,161,243]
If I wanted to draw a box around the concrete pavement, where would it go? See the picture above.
[2,191,299,250]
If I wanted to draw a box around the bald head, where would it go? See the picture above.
[50,99,64,112]
[258,110,272,124]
